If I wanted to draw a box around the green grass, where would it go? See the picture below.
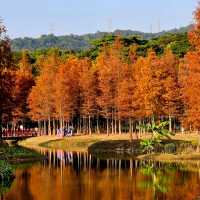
[0,161,14,195]
[0,160,13,180]
[0,142,45,164]
[0,159,14,195]
[0,141,45,195]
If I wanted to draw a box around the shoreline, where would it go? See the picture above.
[19,134,131,152]
[18,134,200,162]
[0,143,46,181]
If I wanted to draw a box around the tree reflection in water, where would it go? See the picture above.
[138,161,176,199]
[2,148,200,200]
[0,178,14,200]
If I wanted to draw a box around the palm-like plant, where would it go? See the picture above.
[140,139,155,153]
[146,121,175,140]
[139,121,175,153]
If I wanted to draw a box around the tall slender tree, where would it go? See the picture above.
[181,5,200,131]
[13,51,34,128]
[79,58,96,134]
[160,48,180,131]
[0,20,14,139]
[28,51,60,135]
[54,56,80,132]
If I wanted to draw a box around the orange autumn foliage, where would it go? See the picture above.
[181,4,200,130]
[54,56,80,123]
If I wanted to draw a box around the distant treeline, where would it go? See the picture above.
[11,26,191,52]
[12,31,190,69]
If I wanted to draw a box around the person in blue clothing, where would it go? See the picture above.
[68,126,73,136]
[64,127,68,136]
[62,126,74,137]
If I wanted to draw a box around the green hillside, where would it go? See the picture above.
[11,25,191,51]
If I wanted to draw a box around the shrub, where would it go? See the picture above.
[164,143,177,154]
[0,160,13,180]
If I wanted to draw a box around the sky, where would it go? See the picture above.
[0,0,199,38]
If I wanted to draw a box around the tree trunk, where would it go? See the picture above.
[129,118,134,152]
[114,114,117,134]
[142,119,146,135]
[53,118,56,135]
[169,114,172,132]
[77,119,79,135]
[89,115,92,135]
[181,121,184,134]
[37,120,40,136]
[111,111,114,135]
[96,116,100,134]
[118,119,121,135]
[48,116,51,136]
[138,120,141,138]
[83,117,86,134]
[129,118,132,133]
[106,116,109,136]
[60,117,63,132]
[131,120,134,133]
[44,120,46,135]
[79,117,82,134]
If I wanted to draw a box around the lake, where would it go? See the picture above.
[1,148,200,200]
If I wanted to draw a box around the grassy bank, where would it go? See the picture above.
[19,135,62,149]
[0,160,13,180]
[20,135,130,151]
[0,143,45,164]
[137,152,200,161]
[0,141,45,190]
[18,133,200,161]
[0,159,14,195]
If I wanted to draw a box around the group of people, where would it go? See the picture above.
[57,126,74,137]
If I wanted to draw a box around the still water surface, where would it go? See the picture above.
[2,148,200,200]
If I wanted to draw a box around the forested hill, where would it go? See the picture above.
[11,25,191,51]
